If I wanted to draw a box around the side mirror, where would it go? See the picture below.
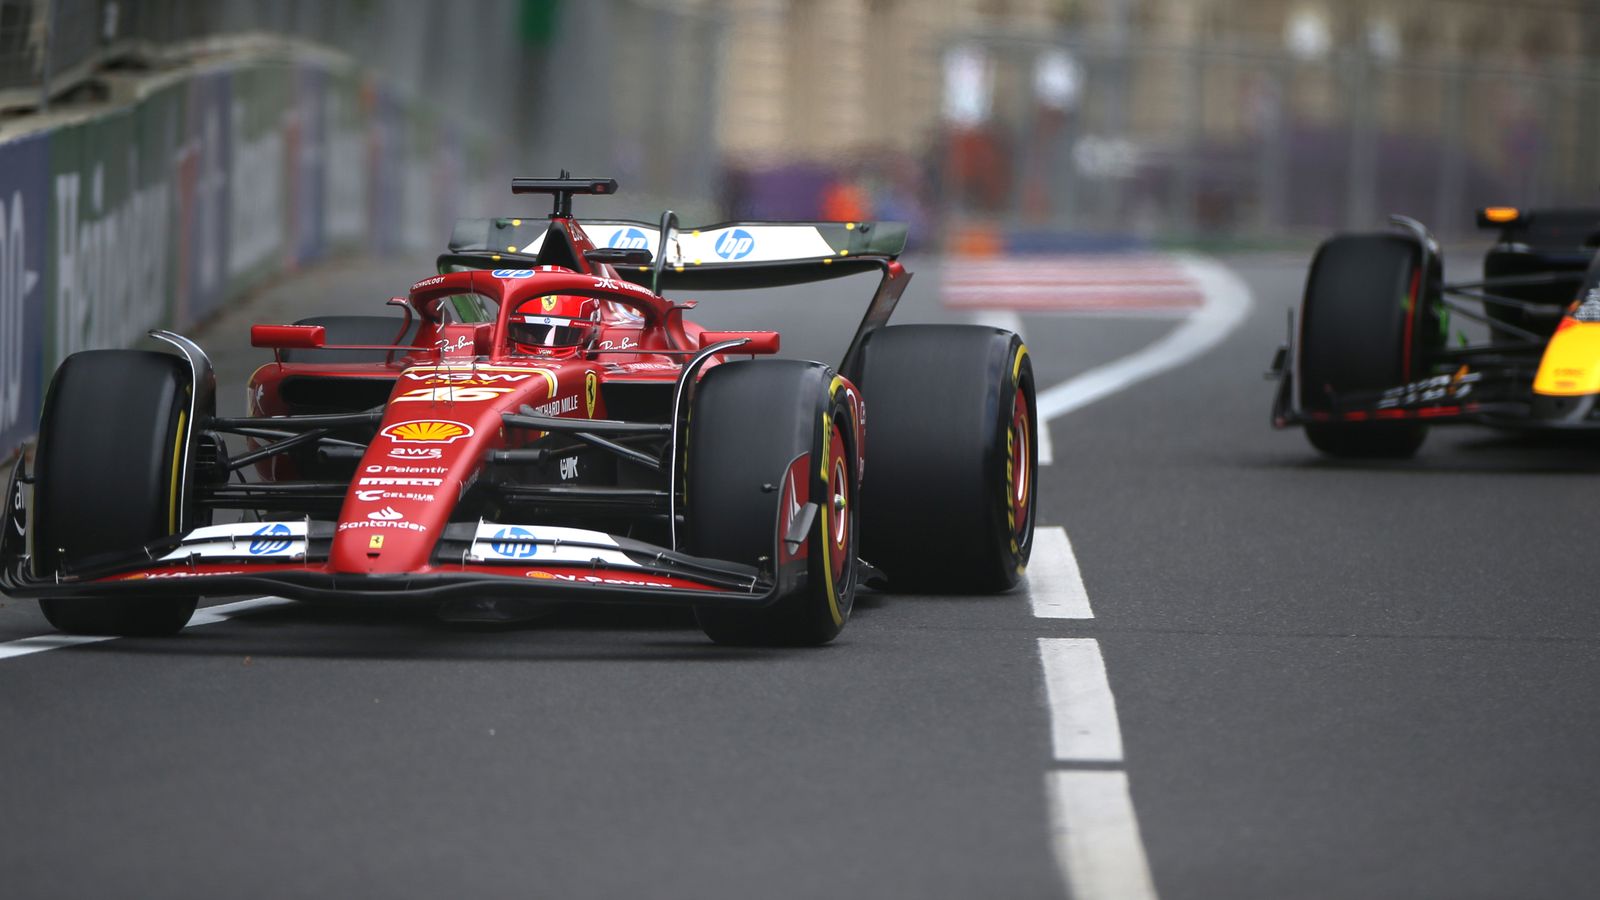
[251,324,327,350]
[585,247,653,266]
[698,330,780,355]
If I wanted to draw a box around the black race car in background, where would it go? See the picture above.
[1271,207,1600,457]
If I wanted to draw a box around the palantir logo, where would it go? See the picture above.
[490,526,539,559]
[249,523,293,555]
[714,229,755,260]
[608,228,651,251]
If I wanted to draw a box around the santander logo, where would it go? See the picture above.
[368,506,404,521]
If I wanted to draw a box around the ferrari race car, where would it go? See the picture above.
[1,176,1038,646]
[1271,207,1600,457]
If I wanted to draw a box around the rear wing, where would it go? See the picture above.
[447,218,908,290]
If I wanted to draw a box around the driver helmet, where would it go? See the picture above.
[508,267,600,355]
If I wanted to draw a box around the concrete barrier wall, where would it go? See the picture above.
[0,49,504,459]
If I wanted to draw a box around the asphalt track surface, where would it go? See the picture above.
[4,249,1600,899]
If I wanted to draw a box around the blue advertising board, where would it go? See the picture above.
[0,133,49,459]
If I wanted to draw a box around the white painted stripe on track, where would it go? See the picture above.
[186,596,295,626]
[967,308,1055,465]
[1046,770,1161,900]
[1038,637,1124,762]
[0,633,119,661]
[0,596,293,662]
[1026,527,1092,619]
[1036,254,1253,420]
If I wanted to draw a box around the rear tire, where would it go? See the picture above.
[1299,233,1435,459]
[33,351,199,636]
[687,360,858,646]
[857,325,1037,593]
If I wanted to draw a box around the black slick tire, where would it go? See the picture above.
[856,325,1037,593]
[1298,233,1435,458]
[33,350,199,636]
[687,360,858,646]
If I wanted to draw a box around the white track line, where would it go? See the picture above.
[1047,770,1160,900]
[1026,527,1092,619]
[1037,254,1253,420]
[968,308,1055,465]
[0,633,119,661]
[1038,637,1124,762]
[0,596,292,662]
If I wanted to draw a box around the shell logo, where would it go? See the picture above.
[525,570,555,580]
[381,420,476,444]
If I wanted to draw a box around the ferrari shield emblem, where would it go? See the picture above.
[584,372,599,417]
[541,295,559,312]
[369,535,384,550]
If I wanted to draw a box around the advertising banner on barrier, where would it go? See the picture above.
[0,134,48,459]
[289,64,329,269]
[172,70,232,328]
[47,106,175,370]
[226,63,292,298]
[1,51,506,462]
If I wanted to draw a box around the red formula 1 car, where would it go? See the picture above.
[2,177,1037,646]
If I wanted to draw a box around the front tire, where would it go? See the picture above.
[687,360,858,646]
[1299,233,1437,458]
[33,351,199,636]
[857,325,1037,593]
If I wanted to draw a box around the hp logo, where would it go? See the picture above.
[249,523,293,555]
[490,526,539,559]
[609,228,651,251]
[714,229,755,260]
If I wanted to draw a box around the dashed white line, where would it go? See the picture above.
[0,596,292,662]
[1026,527,1093,619]
[1038,637,1124,763]
[1047,770,1161,900]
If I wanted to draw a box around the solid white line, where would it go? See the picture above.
[1026,527,1092,619]
[0,633,119,661]
[1036,254,1253,420]
[967,309,1055,465]
[0,596,292,662]
[1038,637,1123,762]
[1046,770,1161,900]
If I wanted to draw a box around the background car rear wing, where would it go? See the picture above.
[447,217,908,290]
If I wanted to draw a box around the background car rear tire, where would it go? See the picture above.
[280,315,417,364]
[687,360,858,647]
[856,325,1037,593]
[1298,233,1436,459]
[33,350,199,636]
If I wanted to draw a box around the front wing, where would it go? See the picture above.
[0,514,803,611]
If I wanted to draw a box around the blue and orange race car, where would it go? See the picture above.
[1272,207,1600,456]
